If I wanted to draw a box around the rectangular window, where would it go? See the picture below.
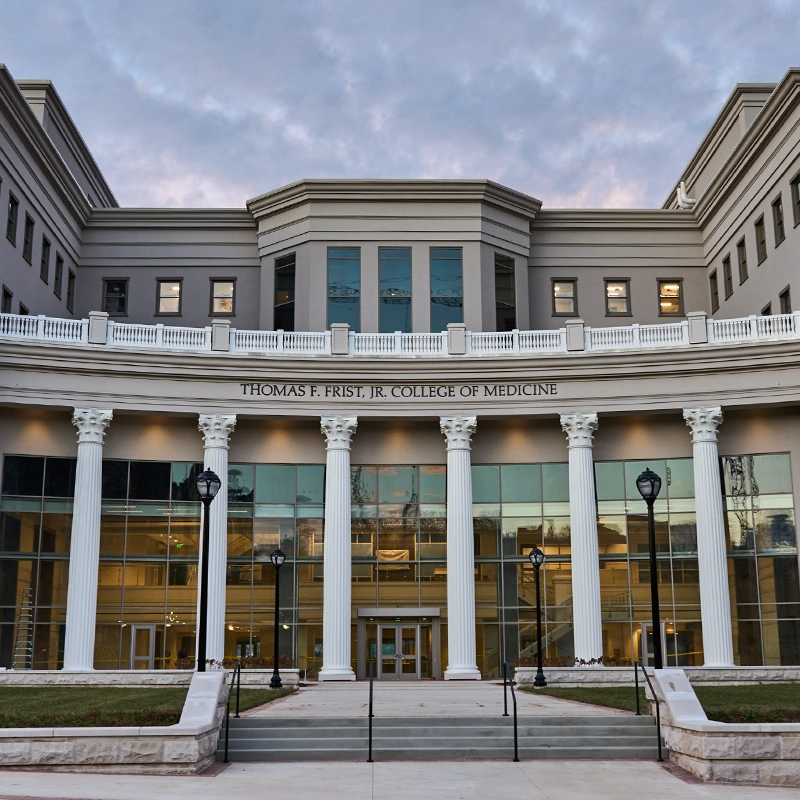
[658,279,683,316]
[156,279,182,315]
[494,254,516,331]
[722,255,733,299]
[18,303,28,315]
[39,236,50,284]
[780,286,792,314]
[430,247,462,331]
[6,193,18,245]
[53,254,63,298]
[1,286,12,314]
[552,279,577,316]
[103,279,127,315]
[328,247,361,332]
[211,279,236,316]
[709,270,719,313]
[755,216,767,263]
[66,271,75,313]
[792,173,800,226]
[761,302,772,316]
[379,247,411,333]
[772,195,785,245]
[605,279,630,316]
[22,214,34,263]
[737,238,748,284]
[274,255,295,330]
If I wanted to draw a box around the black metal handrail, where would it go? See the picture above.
[367,662,374,763]
[223,661,242,764]
[636,660,663,762]
[503,662,519,762]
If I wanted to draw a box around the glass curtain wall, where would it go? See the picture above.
[96,460,203,669]
[0,455,73,669]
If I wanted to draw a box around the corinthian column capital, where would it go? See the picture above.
[321,416,358,450]
[440,416,477,451]
[683,407,723,443]
[560,413,598,448]
[71,408,113,444]
[198,414,237,449]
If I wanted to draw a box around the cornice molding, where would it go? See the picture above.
[247,179,542,224]
[85,208,257,230]
[532,209,701,230]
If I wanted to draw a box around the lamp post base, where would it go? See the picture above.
[534,669,547,688]
[270,672,283,689]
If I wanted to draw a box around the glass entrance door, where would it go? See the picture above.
[130,624,155,670]
[377,624,420,680]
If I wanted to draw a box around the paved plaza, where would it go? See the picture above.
[0,760,798,800]
[247,680,630,718]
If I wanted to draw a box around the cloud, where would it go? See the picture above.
[1,0,798,208]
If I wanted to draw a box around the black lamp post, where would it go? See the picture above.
[270,548,286,689]
[195,469,222,673]
[636,467,663,670]
[528,547,547,687]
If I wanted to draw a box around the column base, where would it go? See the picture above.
[318,666,356,681]
[444,666,482,680]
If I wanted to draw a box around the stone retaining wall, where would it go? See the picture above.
[0,672,228,774]
[515,665,800,687]
[0,668,300,686]
[650,668,800,786]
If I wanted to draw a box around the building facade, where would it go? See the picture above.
[2,63,800,678]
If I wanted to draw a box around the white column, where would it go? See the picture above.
[441,416,481,680]
[683,407,735,666]
[560,413,603,664]
[319,416,358,680]
[63,408,113,671]
[197,414,236,664]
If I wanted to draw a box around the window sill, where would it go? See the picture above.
[605,312,632,318]
[155,313,182,318]
[209,312,236,318]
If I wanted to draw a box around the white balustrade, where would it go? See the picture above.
[2,311,800,358]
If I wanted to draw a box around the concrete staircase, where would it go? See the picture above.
[218,715,663,761]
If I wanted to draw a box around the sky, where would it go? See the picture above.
[1,0,799,209]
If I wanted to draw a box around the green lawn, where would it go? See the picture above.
[520,683,800,723]
[0,686,294,728]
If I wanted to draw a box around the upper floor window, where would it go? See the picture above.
[737,238,748,284]
[379,247,411,333]
[658,279,683,316]
[792,173,800,226]
[552,279,577,316]
[5,194,18,245]
[772,194,785,246]
[53,255,63,299]
[755,215,767,263]
[274,256,295,330]
[156,279,182,315]
[1,287,12,314]
[327,247,360,332]
[494,254,516,331]
[211,279,236,315]
[22,215,34,263]
[103,279,128,315]
[605,279,630,316]
[709,271,719,313]
[722,255,733,299]
[18,303,28,316]
[40,236,50,284]
[430,247,462,331]
[66,271,75,313]
[761,302,772,316]
[780,286,792,315]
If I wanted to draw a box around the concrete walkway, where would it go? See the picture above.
[248,680,629,718]
[0,761,796,799]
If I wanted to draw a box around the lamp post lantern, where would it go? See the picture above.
[528,547,547,687]
[636,467,663,670]
[270,549,286,689]
[195,469,222,673]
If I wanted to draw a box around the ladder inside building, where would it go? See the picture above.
[12,587,34,670]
